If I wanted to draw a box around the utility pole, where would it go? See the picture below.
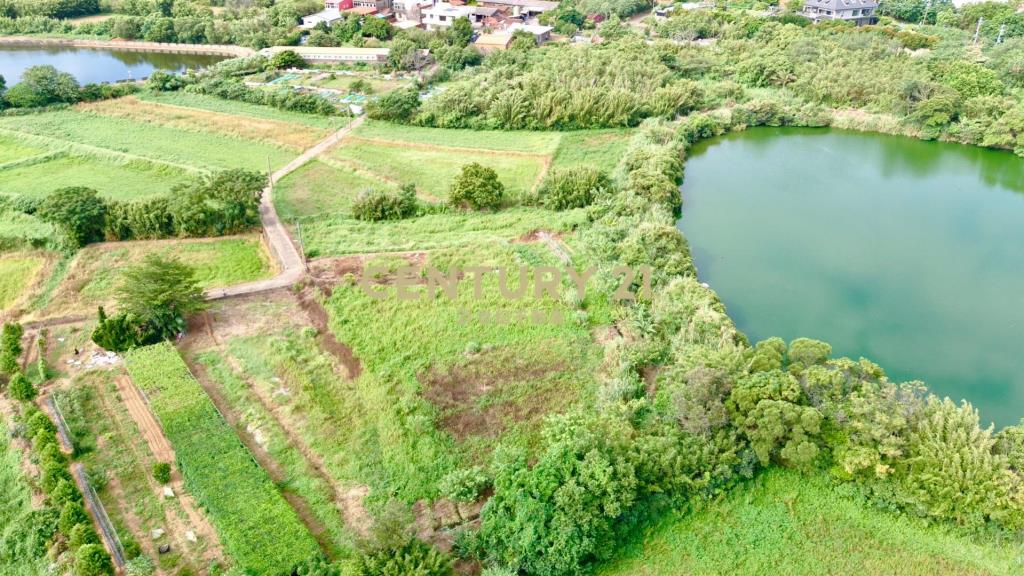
[997,24,1006,44]
[974,17,984,45]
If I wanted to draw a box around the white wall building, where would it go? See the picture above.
[422,2,479,30]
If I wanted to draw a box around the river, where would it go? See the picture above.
[678,127,1024,427]
[0,45,226,85]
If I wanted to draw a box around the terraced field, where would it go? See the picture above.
[0,252,47,312]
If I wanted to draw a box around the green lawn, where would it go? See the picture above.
[0,110,295,172]
[330,140,545,202]
[0,417,49,576]
[551,129,633,171]
[301,207,586,257]
[275,159,396,221]
[0,253,46,311]
[136,91,340,129]
[125,343,321,576]
[353,121,562,154]
[0,155,190,202]
[38,236,271,319]
[600,468,1024,576]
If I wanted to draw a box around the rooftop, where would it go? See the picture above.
[261,46,391,56]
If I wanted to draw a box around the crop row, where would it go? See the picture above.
[124,343,320,576]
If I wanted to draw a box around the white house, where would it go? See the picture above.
[422,2,479,30]
[300,9,344,29]
[507,22,553,43]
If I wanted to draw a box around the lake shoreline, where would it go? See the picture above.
[0,36,252,57]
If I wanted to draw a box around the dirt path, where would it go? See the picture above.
[205,116,366,301]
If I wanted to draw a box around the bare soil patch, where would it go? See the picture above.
[419,348,567,442]
[294,287,363,379]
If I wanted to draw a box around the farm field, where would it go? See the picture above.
[312,74,410,94]
[274,159,396,221]
[53,371,220,574]
[0,418,49,576]
[125,343,321,575]
[0,135,46,165]
[352,120,563,154]
[79,96,332,151]
[551,129,634,171]
[136,91,340,129]
[0,111,295,172]
[190,348,358,557]
[35,236,271,319]
[0,253,47,312]
[599,468,1024,576]
[300,207,586,257]
[0,155,191,202]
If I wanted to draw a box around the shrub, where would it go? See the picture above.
[534,167,611,210]
[1,321,23,376]
[152,462,172,484]
[8,372,36,402]
[73,544,113,576]
[351,185,418,221]
[995,421,1024,472]
[58,501,89,535]
[91,307,156,353]
[269,50,307,70]
[68,523,100,549]
[352,502,453,576]
[448,163,504,211]
[619,223,694,283]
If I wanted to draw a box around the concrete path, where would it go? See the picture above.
[205,115,365,300]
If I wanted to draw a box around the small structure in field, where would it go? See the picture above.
[475,33,514,53]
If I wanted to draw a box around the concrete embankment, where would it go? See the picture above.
[0,36,253,57]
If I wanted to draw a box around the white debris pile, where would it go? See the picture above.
[66,350,122,370]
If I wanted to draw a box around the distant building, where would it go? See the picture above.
[261,46,392,64]
[422,2,480,30]
[507,22,553,43]
[802,0,878,25]
[394,0,432,23]
[474,33,514,52]
[300,2,348,29]
[480,0,558,17]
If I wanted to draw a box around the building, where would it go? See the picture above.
[802,0,878,25]
[352,0,392,12]
[479,0,558,17]
[507,22,553,43]
[474,33,514,53]
[260,46,392,64]
[422,2,480,30]
[300,3,348,29]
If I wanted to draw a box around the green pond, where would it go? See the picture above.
[678,127,1024,428]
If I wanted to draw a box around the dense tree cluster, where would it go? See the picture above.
[0,66,139,111]
[351,184,419,221]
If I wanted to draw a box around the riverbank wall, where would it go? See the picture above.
[0,36,253,57]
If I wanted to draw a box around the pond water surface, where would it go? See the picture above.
[0,45,225,85]
[678,127,1024,427]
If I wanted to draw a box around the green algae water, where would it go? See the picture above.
[678,127,1024,427]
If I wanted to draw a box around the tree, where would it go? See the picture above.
[361,16,393,40]
[4,65,80,108]
[449,163,504,211]
[114,254,206,343]
[270,50,307,70]
[1,322,24,376]
[37,187,107,248]
[366,88,421,122]
[59,501,89,535]
[8,372,36,402]
[387,38,419,71]
[73,544,113,576]
[449,17,473,47]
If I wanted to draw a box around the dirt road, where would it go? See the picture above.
[205,115,365,300]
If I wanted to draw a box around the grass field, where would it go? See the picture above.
[125,343,321,575]
[551,129,633,172]
[329,140,545,202]
[79,97,332,151]
[314,242,603,499]
[0,211,55,248]
[0,155,191,202]
[352,121,563,154]
[301,207,586,257]
[275,160,397,221]
[0,253,46,312]
[312,74,410,94]
[136,91,340,129]
[0,136,46,165]
[0,418,49,576]
[53,371,213,574]
[37,236,271,319]
[193,350,357,557]
[600,468,1024,576]
[0,110,295,172]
